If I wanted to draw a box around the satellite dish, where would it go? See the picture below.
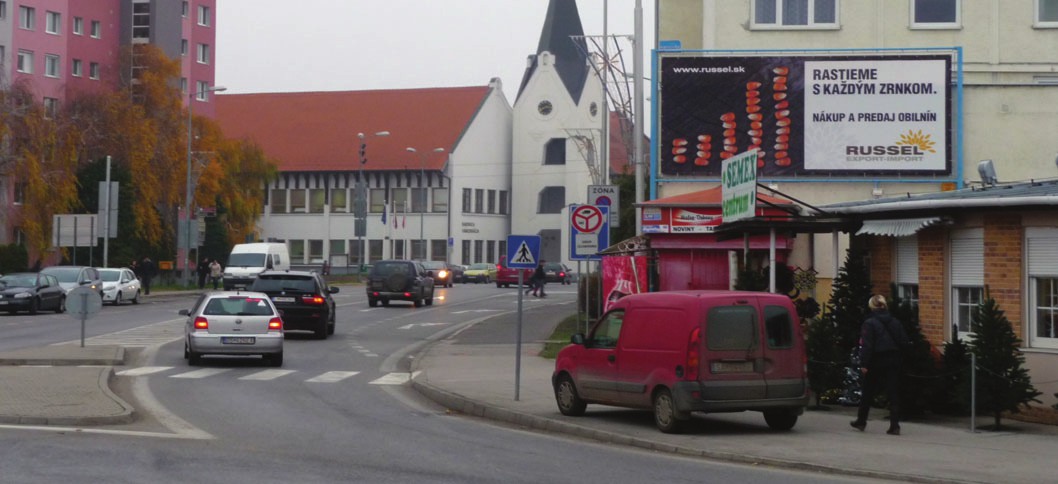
[977,160,998,186]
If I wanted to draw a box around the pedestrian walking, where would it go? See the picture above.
[197,257,210,289]
[139,256,156,295]
[530,260,547,297]
[209,259,223,290]
[851,294,909,435]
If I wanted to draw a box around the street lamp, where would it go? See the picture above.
[185,84,226,286]
[357,131,390,270]
[406,147,445,260]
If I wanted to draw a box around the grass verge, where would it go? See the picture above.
[538,313,584,359]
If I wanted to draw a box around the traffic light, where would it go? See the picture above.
[359,143,367,164]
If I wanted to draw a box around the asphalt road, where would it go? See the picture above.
[0,283,881,483]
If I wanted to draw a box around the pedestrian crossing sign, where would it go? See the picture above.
[506,235,541,269]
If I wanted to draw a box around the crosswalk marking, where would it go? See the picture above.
[116,366,172,376]
[171,368,230,379]
[369,371,420,385]
[305,371,360,383]
[238,369,296,381]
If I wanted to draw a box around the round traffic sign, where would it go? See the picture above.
[66,286,102,320]
[571,205,604,233]
[594,195,612,206]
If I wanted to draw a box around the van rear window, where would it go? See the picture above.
[707,306,757,350]
[764,305,795,348]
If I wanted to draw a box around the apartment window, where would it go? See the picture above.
[43,97,58,118]
[308,240,323,263]
[71,59,82,77]
[180,77,188,94]
[195,80,210,100]
[499,190,508,215]
[90,62,100,79]
[132,3,150,40]
[461,240,471,265]
[411,187,427,213]
[45,11,60,34]
[17,50,33,73]
[431,240,446,262]
[309,189,326,213]
[894,237,919,309]
[474,240,484,263]
[196,43,210,64]
[198,5,211,26]
[544,138,566,165]
[487,189,496,214]
[911,0,960,29]
[951,229,983,337]
[289,240,305,264]
[369,189,385,213]
[91,20,101,38]
[182,1,188,17]
[181,39,188,56]
[44,54,59,77]
[73,17,83,35]
[432,187,448,212]
[538,186,566,214]
[752,0,837,28]
[331,188,348,213]
[474,189,484,213]
[462,188,471,213]
[290,189,306,213]
[1038,0,1058,26]
[18,6,34,30]
[270,188,287,213]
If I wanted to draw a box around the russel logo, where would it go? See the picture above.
[846,130,937,156]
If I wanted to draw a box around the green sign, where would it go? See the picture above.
[721,150,759,222]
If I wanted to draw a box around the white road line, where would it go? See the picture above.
[170,368,230,379]
[116,366,172,376]
[238,369,296,381]
[305,371,360,383]
[369,371,420,385]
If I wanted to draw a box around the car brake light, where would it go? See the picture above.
[268,317,283,331]
[194,317,208,331]
[301,295,325,305]
[686,327,701,380]
[558,272,566,277]
[403,292,412,297]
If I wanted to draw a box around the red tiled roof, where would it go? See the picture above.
[642,186,792,206]
[215,86,492,172]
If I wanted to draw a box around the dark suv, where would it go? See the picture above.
[250,270,338,339]
[366,260,434,308]
[544,262,573,285]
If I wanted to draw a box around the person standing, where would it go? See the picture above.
[197,257,210,289]
[851,294,909,435]
[140,256,156,295]
[209,259,223,290]
[530,260,547,297]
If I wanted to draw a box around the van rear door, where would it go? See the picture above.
[760,300,807,399]
[700,295,766,400]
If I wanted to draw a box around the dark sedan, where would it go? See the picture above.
[0,272,66,314]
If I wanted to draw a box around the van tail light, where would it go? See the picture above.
[268,317,283,331]
[193,317,209,331]
[301,295,325,305]
[686,327,701,380]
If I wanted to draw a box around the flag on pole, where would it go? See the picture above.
[381,201,388,225]
[401,203,406,229]
[392,202,398,229]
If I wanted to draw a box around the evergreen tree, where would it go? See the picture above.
[938,330,971,415]
[888,284,939,416]
[824,250,873,352]
[805,311,844,408]
[963,296,1042,428]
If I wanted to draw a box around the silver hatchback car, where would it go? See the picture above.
[181,291,284,367]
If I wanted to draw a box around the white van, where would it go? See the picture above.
[222,243,290,290]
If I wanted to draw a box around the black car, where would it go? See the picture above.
[250,270,338,339]
[544,262,573,285]
[0,272,66,314]
[420,260,453,287]
[365,260,434,308]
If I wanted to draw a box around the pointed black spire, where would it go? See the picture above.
[518,0,590,103]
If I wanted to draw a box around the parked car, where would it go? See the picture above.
[449,264,467,283]
[463,263,496,284]
[40,266,104,299]
[181,291,284,366]
[419,260,453,287]
[0,272,66,314]
[543,262,573,285]
[365,260,434,307]
[250,270,338,339]
[98,268,141,305]
[552,290,808,434]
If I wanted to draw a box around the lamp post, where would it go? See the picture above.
[185,84,226,286]
[406,147,445,260]
[357,131,390,270]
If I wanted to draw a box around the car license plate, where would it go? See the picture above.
[711,361,754,373]
[221,337,255,345]
[272,297,295,303]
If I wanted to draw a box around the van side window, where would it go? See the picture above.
[707,306,757,350]
[589,310,624,349]
[764,305,795,349]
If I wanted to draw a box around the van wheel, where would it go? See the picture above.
[554,375,586,416]
[653,388,688,434]
[763,410,799,431]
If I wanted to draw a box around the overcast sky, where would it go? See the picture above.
[215,0,656,105]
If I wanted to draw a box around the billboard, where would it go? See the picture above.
[659,53,952,178]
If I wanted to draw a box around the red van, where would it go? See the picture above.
[552,290,808,433]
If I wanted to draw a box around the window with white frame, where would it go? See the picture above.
[44,54,59,77]
[73,16,83,35]
[182,1,188,17]
[308,240,323,262]
[487,189,496,214]
[499,190,508,214]
[411,240,425,260]
[369,188,385,213]
[474,240,484,263]
[431,187,448,212]
[431,240,446,261]
[461,188,471,213]
[43,97,58,118]
[18,6,34,30]
[393,240,405,260]
[487,241,496,264]
[752,0,838,28]
[950,228,983,337]
[474,189,484,213]
[1038,0,1058,26]
[411,187,427,213]
[45,11,60,34]
[1026,228,1058,348]
[180,77,188,94]
[289,189,306,213]
[197,5,211,26]
[196,43,210,64]
[331,188,348,213]
[132,2,150,40]
[17,50,33,73]
[91,20,101,38]
[289,240,305,264]
[391,188,408,216]
[181,39,188,56]
[911,0,960,29]
[194,80,209,100]
[89,62,99,79]
[72,59,82,77]
[270,188,287,213]
[0,1,6,20]
[309,189,326,213]
[461,240,471,265]
[894,236,919,308]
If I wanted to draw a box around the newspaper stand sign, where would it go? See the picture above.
[569,204,610,261]
[721,150,759,223]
